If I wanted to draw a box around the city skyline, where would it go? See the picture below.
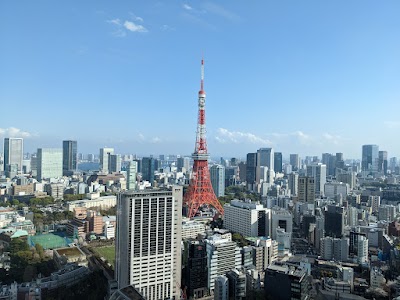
[1,1,400,158]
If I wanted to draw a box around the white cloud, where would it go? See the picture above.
[107,18,121,26]
[322,133,342,145]
[123,21,148,33]
[183,4,193,10]
[0,127,33,138]
[215,128,272,145]
[107,17,148,37]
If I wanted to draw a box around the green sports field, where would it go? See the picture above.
[93,246,115,267]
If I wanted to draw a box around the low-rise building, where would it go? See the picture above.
[53,247,87,269]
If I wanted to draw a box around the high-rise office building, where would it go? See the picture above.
[141,157,157,184]
[184,240,208,299]
[177,157,190,172]
[321,153,337,176]
[306,163,326,197]
[246,153,257,189]
[210,165,225,197]
[109,154,121,173]
[225,166,238,187]
[3,138,23,177]
[361,144,379,172]
[238,162,246,182]
[37,148,63,181]
[298,176,315,203]
[206,235,241,292]
[100,147,114,173]
[288,173,299,196]
[378,151,388,175]
[127,161,138,190]
[290,154,300,170]
[224,199,271,237]
[320,237,349,261]
[274,152,283,173]
[257,148,274,172]
[389,157,397,173]
[116,187,182,300]
[62,140,77,176]
[324,205,345,238]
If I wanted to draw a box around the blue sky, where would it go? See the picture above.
[1,1,400,159]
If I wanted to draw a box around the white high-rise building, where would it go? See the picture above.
[224,199,271,237]
[181,220,206,240]
[37,148,62,181]
[99,147,114,174]
[347,207,358,227]
[288,172,299,196]
[206,235,241,292]
[210,164,225,197]
[116,187,182,300]
[271,208,293,241]
[357,236,368,264]
[320,236,349,262]
[3,138,23,176]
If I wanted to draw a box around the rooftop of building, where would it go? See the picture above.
[226,199,265,210]
[110,285,145,300]
[54,247,85,258]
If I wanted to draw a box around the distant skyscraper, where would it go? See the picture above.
[361,144,379,172]
[62,140,77,176]
[100,147,114,173]
[378,151,388,175]
[274,152,283,173]
[288,173,299,196]
[298,176,315,203]
[289,154,300,170]
[246,153,257,189]
[306,163,326,197]
[257,148,274,172]
[141,157,157,184]
[37,148,63,181]
[177,157,190,172]
[116,187,182,299]
[109,154,121,173]
[3,138,23,176]
[127,161,138,190]
[390,157,397,173]
[210,165,225,197]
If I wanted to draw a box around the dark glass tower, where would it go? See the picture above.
[361,144,379,172]
[274,152,283,173]
[62,140,77,176]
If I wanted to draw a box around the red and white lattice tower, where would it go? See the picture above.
[183,59,224,218]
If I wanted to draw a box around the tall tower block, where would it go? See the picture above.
[184,59,224,218]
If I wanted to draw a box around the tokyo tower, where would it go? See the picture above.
[183,59,224,218]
